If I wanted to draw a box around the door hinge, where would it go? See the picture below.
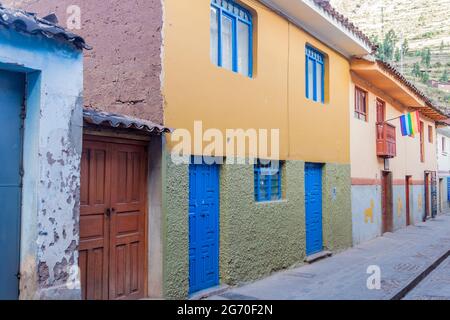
[16,272,21,280]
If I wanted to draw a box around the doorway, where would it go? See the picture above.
[405,176,411,226]
[305,163,324,256]
[381,171,393,234]
[79,135,148,300]
[0,70,25,300]
[424,172,430,220]
[189,161,220,294]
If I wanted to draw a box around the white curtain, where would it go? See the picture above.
[308,59,314,99]
[316,63,323,101]
[221,15,233,71]
[237,21,249,76]
[210,7,219,66]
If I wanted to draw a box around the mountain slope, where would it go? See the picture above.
[331,0,450,109]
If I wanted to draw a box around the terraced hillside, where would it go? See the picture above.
[331,0,450,110]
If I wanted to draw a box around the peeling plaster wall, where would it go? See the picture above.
[0,28,83,299]
[17,0,164,124]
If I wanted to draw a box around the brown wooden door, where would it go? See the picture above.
[79,136,147,300]
[109,143,147,300]
[79,140,111,300]
[405,176,411,226]
[381,171,393,234]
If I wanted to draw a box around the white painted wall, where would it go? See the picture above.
[437,127,450,174]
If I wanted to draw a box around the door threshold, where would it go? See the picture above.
[189,285,229,300]
[305,250,332,264]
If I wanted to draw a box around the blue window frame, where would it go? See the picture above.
[306,45,325,103]
[210,0,253,77]
[254,160,282,202]
[447,177,450,201]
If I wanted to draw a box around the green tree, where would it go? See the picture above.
[441,70,449,82]
[382,29,398,61]
[420,71,430,84]
[402,39,409,55]
[412,62,421,78]
[421,48,431,68]
[395,48,401,62]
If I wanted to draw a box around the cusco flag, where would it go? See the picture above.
[400,111,420,137]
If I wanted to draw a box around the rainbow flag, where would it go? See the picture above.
[400,111,420,137]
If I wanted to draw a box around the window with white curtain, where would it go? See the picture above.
[306,45,325,103]
[210,0,253,77]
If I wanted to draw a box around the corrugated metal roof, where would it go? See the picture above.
[0,4,90,50]
[83,108,172,134]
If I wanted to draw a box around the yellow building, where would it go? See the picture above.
[161,0,374,298]
[350,58,447,245]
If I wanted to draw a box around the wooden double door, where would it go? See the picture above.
[79,135,148,300]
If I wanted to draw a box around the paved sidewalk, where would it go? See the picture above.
[209,214,450,300]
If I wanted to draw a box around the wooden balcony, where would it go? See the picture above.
[376,123,396,158]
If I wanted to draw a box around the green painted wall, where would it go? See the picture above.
[162,152,189,299]
[322,163,352,251]
[220,160,306,285]
[162,157,352,299]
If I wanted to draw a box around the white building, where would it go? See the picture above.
[437,125,450,214]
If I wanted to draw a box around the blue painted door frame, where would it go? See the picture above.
[189,161,220,294]
[0,70,25,300]
[305,163,323,256]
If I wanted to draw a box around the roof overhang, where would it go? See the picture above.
[83,108,172,134]
[351,59,448,121]
[258,0,373,58]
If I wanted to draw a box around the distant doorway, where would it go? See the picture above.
[424,172,430,220]
[405,176,411,226]
[381,171,393,234]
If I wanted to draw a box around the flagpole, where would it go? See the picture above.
[384,115,403,123]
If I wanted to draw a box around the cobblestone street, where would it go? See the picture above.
[208,215,450,300]
[404,257,450,300]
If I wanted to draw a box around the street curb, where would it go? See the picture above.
[391,249,450,300]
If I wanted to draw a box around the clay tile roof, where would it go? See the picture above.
[312,0,377,52]
[83,108,172,134]
[0,4,90,50]
[377,59,449,120]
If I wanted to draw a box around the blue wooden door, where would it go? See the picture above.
[305,163,323,256]
[0,70,25,300]
[189,162,220,294]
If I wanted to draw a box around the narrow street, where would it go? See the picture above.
[209,214,450,300]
